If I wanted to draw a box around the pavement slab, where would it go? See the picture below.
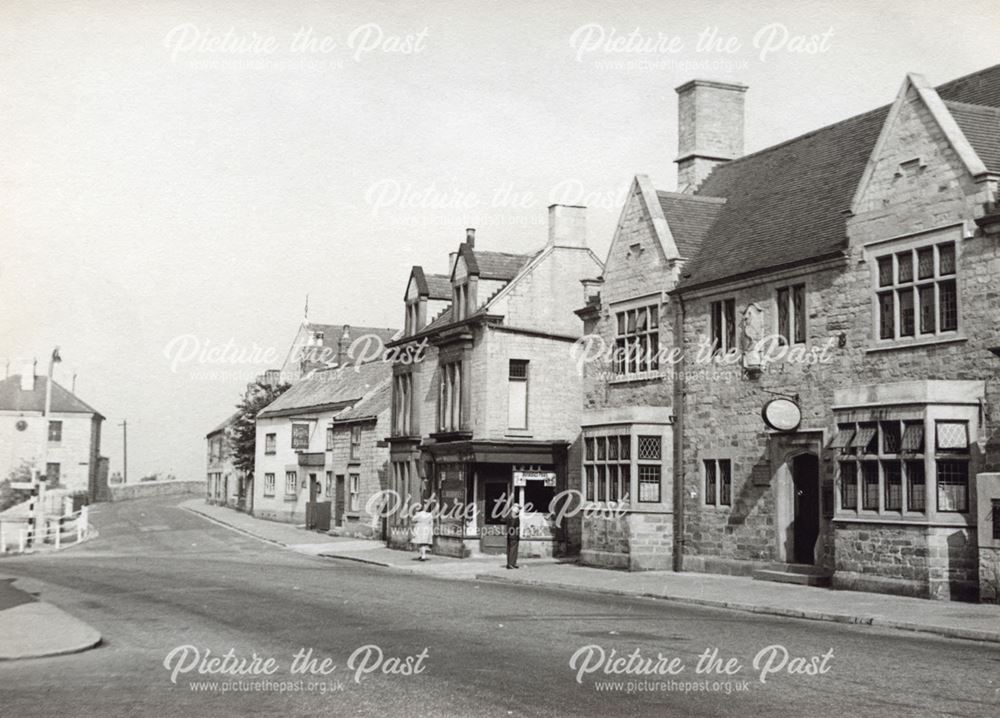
[0,577,102,660]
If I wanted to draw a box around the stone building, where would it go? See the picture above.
[386,207,604,558]
[252,359,391,535]
[278,320,399,382]
[205,411,242,509]
[0,369,106,501]
[580,64,1000,600]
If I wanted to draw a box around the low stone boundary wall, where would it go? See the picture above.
[108,480,204,502]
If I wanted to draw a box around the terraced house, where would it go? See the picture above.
[580,64,1000,601]
[386,207,603,558]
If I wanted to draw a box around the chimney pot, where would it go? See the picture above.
[674,79,747,192]
[465,228,476,247]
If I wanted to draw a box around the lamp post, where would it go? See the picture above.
[29,347,61,547]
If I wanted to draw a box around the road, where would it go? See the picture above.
[0,495,997,717]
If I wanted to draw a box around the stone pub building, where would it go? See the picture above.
[580,64,1000,600]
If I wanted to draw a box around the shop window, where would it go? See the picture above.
[523,481,555,514]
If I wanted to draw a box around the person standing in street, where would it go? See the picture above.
[412,508,434,561]
[505,501,521,569]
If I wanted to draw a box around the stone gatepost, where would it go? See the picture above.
[975,473,1000,603]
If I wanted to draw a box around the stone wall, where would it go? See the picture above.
[109,480,204,502]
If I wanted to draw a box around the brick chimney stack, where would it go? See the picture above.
[336,325,351,367]
[465,228,476,247]
[674,79,747,193]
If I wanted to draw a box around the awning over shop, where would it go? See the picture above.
[424,440,569,466]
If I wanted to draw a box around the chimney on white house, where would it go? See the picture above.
[465,227,476,247]
[674,79,747,193]
[20,360,36,391]
[547,204,587,248]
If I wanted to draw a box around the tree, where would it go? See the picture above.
[227,380,291,478]
[0,460,35,512]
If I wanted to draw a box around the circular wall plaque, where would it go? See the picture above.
[15,419,27,432]
[762,398,802,432]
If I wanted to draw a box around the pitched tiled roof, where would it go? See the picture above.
[425,273,452,299]
[946,100,1000,173]
[207,410,241,437]
[334,378,391,422]
[475,250,532,280]
[302,323,400,355]
[657,192,726,259]
[258,360,391,418]
[422,305,454,333]
[675,63,1000,290]
[0,375,104,418]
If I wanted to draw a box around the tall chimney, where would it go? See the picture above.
[674,79,747,193]
[547,204,587,248]
[336,325,351,367]
[465,228,476,247]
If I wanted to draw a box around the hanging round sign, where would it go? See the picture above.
[762,397,802,432]
[15,419,27,432]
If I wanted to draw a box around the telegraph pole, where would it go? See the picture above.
[119,420,128,483]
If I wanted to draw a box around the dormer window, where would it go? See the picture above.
[453,282,471,321]
[405,301,420,335]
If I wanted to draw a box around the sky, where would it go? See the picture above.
[1,0,997,482]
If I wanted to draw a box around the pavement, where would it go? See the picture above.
[0,576,102,660]
[183,498,1000,645]
[3,494,999,718]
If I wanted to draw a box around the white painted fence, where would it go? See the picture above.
[0,506,92,555]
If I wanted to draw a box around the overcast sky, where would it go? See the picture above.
[1,0,996,482]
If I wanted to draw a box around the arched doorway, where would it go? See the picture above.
[791,453,820,565]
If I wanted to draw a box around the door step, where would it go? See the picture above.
[752,563,831,587]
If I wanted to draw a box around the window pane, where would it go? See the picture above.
[596,466,606,502]
[584,466,594,501]
[618,463,630,501]
[649,305,659,329]
[793,285,806,344]
[881,422,901,453]
[607,436,618,460]
[627,310,637,333]
[906,461,925,512]
[777,288,789,344]
[719,459,732,506]
[704,460,717,505]
[613,338,626,375]
[917,247,934,279]
[607,465,618,502]
[862,462,879,510]
[937,460,969,512]
[939,279,957,332]
[878,256,894,287]
[616,312,625,335]
[884,460,902,511]
[898,288,915,337]
[638,436,661,460]
[585,438,594,461]
[938,243,955,275]
[619,436,630,460]
[636,308,647,332]
[919,285,935,334]
[840,462,857,510]
[597,436,606,460]
[649,333,659,371]
[637,335,648,373]
[878,292,895,339]
[638,466,661,502]
[724,300,736,351]
[896,251,913,283]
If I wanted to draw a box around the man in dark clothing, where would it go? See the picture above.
[506,502,521,569]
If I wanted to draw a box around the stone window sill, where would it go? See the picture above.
[832,514,972,528]
[866,334,967,354]
[608,371,667,385]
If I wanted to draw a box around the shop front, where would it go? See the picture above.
[423,440,570,558]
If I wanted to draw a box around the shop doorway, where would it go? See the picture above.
[481,480,510,554]
[791,453,820,565]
